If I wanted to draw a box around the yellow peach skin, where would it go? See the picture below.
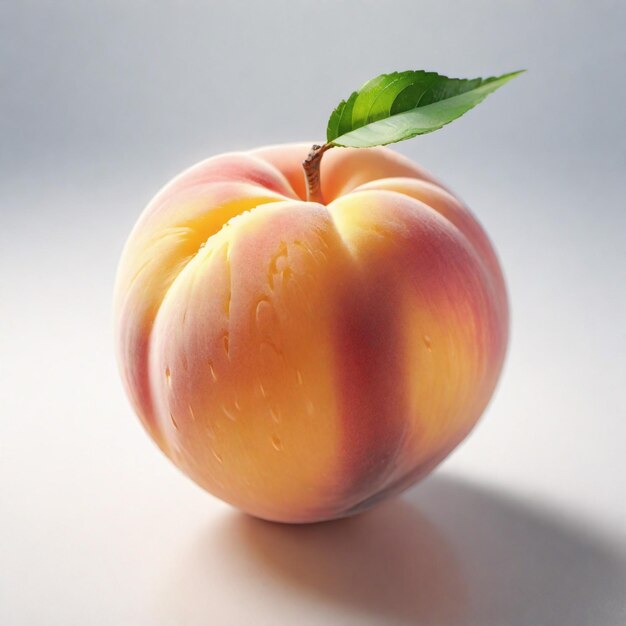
[114,143,508,523]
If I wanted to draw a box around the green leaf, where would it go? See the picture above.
[326,70,524,148]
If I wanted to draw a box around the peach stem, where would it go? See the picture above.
[302,143,332,204]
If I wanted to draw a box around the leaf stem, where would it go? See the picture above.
[302,143,333,203]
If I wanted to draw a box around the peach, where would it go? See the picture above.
[114,143,508,523]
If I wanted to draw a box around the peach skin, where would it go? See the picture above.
[114,143,508,523]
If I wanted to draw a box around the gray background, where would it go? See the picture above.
[2,1,625,625]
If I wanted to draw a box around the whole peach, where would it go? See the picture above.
[114,143,508,523]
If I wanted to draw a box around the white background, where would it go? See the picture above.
[2,2,625,624]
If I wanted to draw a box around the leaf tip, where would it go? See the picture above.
[504,69,527,80]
